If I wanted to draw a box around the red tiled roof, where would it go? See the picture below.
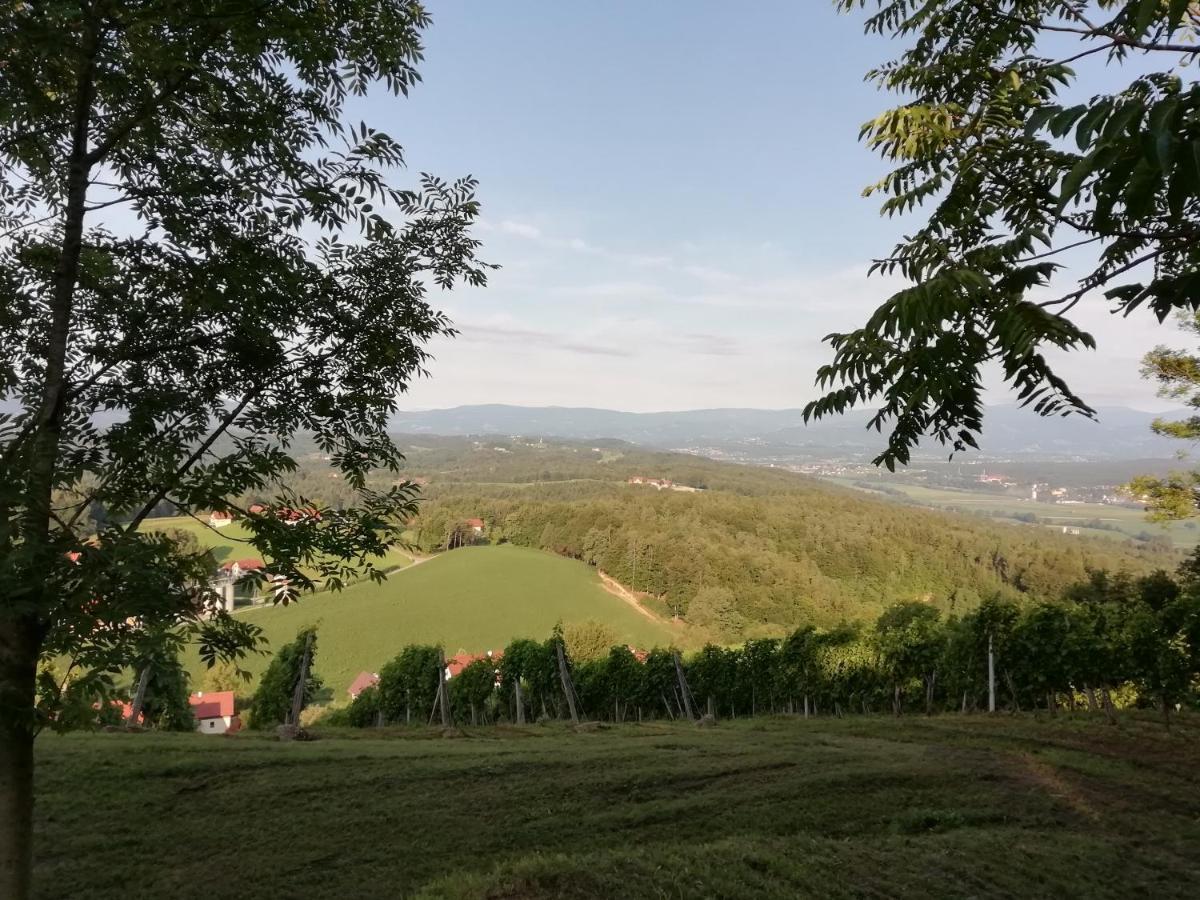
[248,504,266,515]
[210,511,233,521]
[347,672,380,698]
[445,650,503,678]
[465,518,484,528]
[222,558,265,573]
[189,691,235,720]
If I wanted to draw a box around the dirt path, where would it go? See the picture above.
[598,570,672,626]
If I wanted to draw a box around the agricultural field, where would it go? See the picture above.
[824,478,1199,548]
[193,545,676,695]
[33,714,1200,899]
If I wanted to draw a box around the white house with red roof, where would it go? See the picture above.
[209,510,234,528]
[189,691,240,734]
[347,672,380,699]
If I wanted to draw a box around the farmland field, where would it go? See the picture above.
[191,545,677,695]
[823,477,1199,548]
[33,714,1200,899]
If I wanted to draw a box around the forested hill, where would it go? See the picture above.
[282,437,1176,639]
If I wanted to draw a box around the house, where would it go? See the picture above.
[220,558,265,580]
[465,517,485,534]
[445,650,503,681]
[189,691,240,734]
[348,671,380,699]
[248,503,267,515]
[274,506,321,526]
[209,510,234,528]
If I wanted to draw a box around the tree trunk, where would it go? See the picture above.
[1083,685,1098,712]
[470,702,478,727]
[1161,693,1171,731]
[514,679,525,725]
[661,693,675,720]
[803,694,809,719]
[707,695,715,719]
[892,683,901,717]
[0,620,39,900]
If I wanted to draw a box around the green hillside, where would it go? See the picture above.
[201,545,674,695]
[142,515,413,571]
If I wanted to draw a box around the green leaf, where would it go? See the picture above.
[1135,0,1160,34]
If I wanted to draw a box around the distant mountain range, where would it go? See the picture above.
[390,403,1183,460]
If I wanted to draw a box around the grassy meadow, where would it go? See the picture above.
[193,545,676,695]
[34,713,1200,899]
[142,514,415,571]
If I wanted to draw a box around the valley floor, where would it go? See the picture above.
[35,714,1200,899]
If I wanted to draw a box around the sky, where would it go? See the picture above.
[346,0,1184,413]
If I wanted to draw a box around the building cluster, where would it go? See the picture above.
[626,476,701,493]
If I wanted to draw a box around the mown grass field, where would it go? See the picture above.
[825,478,1199,547]
[142,514,414,571]
[192,545,676,696]
[33,714,1200,899]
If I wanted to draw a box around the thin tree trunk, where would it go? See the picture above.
[4,20,101,900]
[661,693,675,720]
[1083,685,1098,712]
[514,679,525,725]
[707,695,715,719]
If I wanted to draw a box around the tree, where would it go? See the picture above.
[562,619,619,663]
[1129,313,1200,517]
[450,658,498,726]
[0,4,487,895]
[807,1,1200,468]
[247,628,323,730]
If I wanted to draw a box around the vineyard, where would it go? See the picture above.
[269,559,1200,734]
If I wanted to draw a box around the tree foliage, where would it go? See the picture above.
[807,1,1200,467]
[0,4,486,892]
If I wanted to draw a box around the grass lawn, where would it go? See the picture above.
[192,545,676,696]
[33,713,1200,899]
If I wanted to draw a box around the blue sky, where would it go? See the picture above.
[354,1,1178,412]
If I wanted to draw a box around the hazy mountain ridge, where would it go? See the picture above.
[391,403,1181,459]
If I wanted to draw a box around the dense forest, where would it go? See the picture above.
[236,437,1176,638]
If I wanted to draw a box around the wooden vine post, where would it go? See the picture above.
[437,647,451,728]
[288,631,314,727]
[555,641,580,724]
[127,663,151,727]
[672,650,695,721]
[514,677,526,725]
